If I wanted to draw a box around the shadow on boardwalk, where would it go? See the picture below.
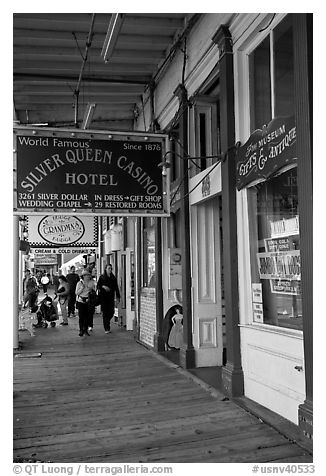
[13,313,313,463]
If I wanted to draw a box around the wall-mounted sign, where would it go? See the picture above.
[264,236,296,253]
[27,215,97,248]
[189,163,222,206]
[256,250,301,281]
[264,233,301,296]
[252,283,264,323]
[270,216,299,238]
[253,302,264,323]
[252,283,262,303]
[270,279,301,296]
[13,127,169,216]
[201,174,211,198]
[169,248,182,290]
[236,116,296,190]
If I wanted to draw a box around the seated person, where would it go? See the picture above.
[34,296,58,328]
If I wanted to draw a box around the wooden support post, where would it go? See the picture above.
[212,26,244,396]
[133,218,142,340]
[174,84,196,369]
[153,217,165,351]
[293,13,313,440]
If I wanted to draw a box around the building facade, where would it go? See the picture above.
[130,13,312,438]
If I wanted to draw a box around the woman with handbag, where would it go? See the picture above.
[56,275,70,326]
[75,269,96,336]
[96,264,120,334]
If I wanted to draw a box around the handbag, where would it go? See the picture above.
[95,290,101,307]
[88,289,97,308]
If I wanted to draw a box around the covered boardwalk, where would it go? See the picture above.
[14,314,313,463]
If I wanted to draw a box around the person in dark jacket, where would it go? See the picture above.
[33,295,58,328]
[56,275,70,325]
[23,270,39,312]
[52,272,60,293]
[66,266,80,317]
[96,264,120,333]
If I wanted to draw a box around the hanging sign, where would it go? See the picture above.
[33,253,58,265]
[236,116,297,190]
[13,127,169,216]
[26,215,98,248]
[31,247,96,255]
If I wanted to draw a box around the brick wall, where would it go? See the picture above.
[139,288,156,347]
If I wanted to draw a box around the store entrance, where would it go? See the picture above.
[191,196,224,367]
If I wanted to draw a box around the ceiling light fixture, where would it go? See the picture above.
[81,103,96,129]
[101,14,124,63]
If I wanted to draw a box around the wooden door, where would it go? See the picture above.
[191,198,223,367]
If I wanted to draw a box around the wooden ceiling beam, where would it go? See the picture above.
[123,15,185,30]
[14,82,144,94]
[13,14,111,33]
[14,61,155,74]
[16,104,134,113]
[14,30,174,48]
[15,95,139,105]
[13,73,150,85]
[13,49,164,64]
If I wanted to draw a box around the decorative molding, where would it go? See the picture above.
[239,323,303,340]
[196,205,216,303]
[230,13,287,51]
[185,43,220,97]
[247,342,304,363]
[199,317,217,348]
[247,374,305,403]
[156,96,179,131]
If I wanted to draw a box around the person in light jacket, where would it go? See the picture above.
[56,275,70,326]
[96,264,120,334]
[75,269,96,337]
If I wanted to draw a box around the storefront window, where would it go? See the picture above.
[250,14,294,129]
[250,35,271,129]
[248,167,302,330]
[246,15,301,330]
[274,15,294,118]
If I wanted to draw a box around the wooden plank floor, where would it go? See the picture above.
[14,312,313,463]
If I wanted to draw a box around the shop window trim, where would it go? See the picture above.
[234,14,303,333]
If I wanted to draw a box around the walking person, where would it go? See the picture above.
[66,266,80,317]
[75,269,96,336]
[52,272,60,293]
[56,275,70,326]
[40,272,50,294]
[97,264,120,334]
[23,269,39,312]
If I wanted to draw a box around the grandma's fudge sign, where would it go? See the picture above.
[13,127,169,216]
[27,215,98,248]
[236,116,297,190]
